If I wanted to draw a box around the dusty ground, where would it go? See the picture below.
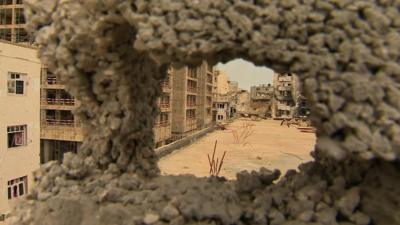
[159,119,316,180]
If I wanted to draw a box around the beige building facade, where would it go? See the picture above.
[214,69,229,95]
[154,67,173,147]
[171,61,215,138]
[0,41,40,222]
[271,73,299,118]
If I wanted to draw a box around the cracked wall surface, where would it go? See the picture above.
[10,0,400,225]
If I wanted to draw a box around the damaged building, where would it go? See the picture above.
[249,73,310,119]
[250,84,274,118]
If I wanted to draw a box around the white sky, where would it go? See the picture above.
[216,58,274,91]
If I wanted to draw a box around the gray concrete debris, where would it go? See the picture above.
[9,0,400,224]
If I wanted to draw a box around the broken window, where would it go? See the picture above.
[7,72,27,95]
[0,8,12,25]
[7,125,27,148]
[7,176,28,199]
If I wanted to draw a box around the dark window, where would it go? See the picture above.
[15,8,25,24]
[0,0,13,5]
[7,188,11,200]
[16,80,24,94]
[7,125,27,148]
[0,28,12,41]
[18,183,24,195]
[0,8,12,25]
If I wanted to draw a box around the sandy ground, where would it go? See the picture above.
[159,119,316,180]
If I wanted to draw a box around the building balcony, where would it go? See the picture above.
[42,77,65,89]
[186,102,197,108]
[154,121,171,128]
[187,87,198,94]
[41,98,77,110]
[158,102,171,111]
[41,121,83,142]
[43,119,80,127]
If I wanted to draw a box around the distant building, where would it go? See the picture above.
[214,70,229,95]
[171,61,214,139]
[0,41,40,221]
[40,67,83,163]
[250,84,274,117]
[215,95,231,123]
[235,90,250,113]
[154,67,173,148]
[271,73,299,118]
[228,80,239,93]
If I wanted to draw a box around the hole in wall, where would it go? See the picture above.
[157,59,317,180]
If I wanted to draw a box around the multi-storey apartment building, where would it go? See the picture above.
[197,61,214,129]
[40,68,83,163]
[154,67,173,147]
[0,41,40,222]
[272,73,300,118]
[171,61,215,139]
[0,0,32,43]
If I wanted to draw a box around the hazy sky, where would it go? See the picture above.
[216,59,274,91]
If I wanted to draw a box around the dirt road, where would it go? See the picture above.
[159,119,316,180]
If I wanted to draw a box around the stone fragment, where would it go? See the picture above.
[143,213,160,225]
[161,204,180,221]
[336,188,360,217]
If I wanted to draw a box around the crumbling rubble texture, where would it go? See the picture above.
[11,0,400,224]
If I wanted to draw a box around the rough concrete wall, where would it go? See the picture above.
[10,0,400,224]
